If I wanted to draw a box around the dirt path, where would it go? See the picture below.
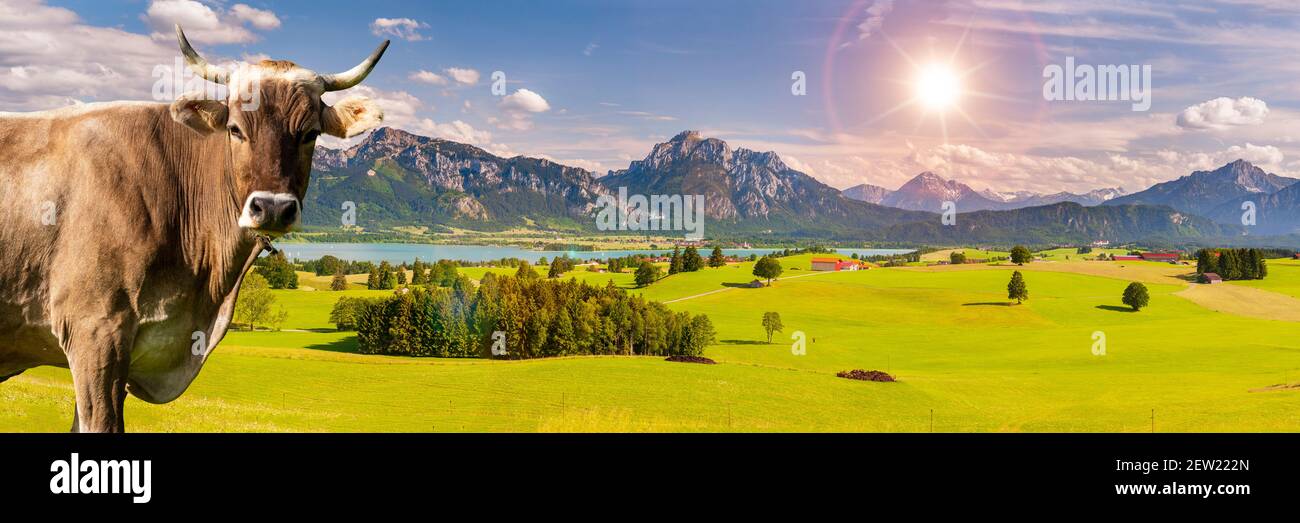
[662,270,838,304]
[1175,283,1300,322]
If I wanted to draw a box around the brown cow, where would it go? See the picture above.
[0,25,388,432]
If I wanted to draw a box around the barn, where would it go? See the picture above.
[810,258,867,271]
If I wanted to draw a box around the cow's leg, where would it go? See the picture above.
[63,312,136,433]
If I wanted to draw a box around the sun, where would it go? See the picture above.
[915,63,961,111]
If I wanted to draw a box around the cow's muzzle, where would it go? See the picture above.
[239,191,300,234]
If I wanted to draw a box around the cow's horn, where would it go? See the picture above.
[175,25,228,85]
[321,40,391,92]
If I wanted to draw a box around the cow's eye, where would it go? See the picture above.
[228,125,246,141]
[302,130,321,144]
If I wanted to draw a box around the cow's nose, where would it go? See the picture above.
[241,193,300,233]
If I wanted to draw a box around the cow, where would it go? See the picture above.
[0,25,389,432]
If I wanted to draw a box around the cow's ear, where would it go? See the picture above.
[322,96,383,138]
[170,94,229,135]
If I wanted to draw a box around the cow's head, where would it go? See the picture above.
[169,25,388,235]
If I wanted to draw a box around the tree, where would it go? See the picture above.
[668,247,683,274]
[515,260,539,280]
[634,261,661,287]
[314,255,344,276]
[256,252,298,289]
[761,312,783,343]
[548,260,564,279]
[950,251,967,264]
[330,270,348,291]
[681,315,716,356]
[396,268,407,285]
[1196,249,1217,275]
[366,266,380,290]
[1007,271,1028,304]
[1122,282,1149,311]
[1009,245,1032,265]
[682,246,703,272]
[233,272,275,330]
[708,246,726,268]
[752,256,783,285]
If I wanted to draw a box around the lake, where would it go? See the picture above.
[272,243,915,264]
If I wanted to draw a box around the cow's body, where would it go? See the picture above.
[0,102,260,415]
[0,26,387,431]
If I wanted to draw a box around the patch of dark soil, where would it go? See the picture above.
[836,369,895,382]
[665,355,717,364]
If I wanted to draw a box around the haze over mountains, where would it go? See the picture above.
[842,172,1126,212]
[305,127,1298,243]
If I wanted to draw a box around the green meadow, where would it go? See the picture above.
[4,253,1299,432]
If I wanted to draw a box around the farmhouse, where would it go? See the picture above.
[810,257,867,271]
[1294,253,1300,259]
[1112,255,1142,261]
[1200,272,1223,284]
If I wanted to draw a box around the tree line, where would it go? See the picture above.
[352,271,716,359]
[1195,248,1269,280]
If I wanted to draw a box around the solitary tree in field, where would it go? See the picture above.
[234,272,276,330]
[761,312,784,343]
[1007,271,1029,304]
[1010,245,1032,265]
[708,246,726,268]
[1122,282,1150,311]
[950,251,967,264]
[330,270,348,291]
[753,256,784,286]
[634,261,661,287]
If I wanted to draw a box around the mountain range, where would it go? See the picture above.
[842,173,1125,211]
[303,127,1277,244]
[1104,159,1299,235]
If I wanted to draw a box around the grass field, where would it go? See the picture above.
[4,253,1299,432]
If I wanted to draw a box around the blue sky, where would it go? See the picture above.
[3,0,1300,195]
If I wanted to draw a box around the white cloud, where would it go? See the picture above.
[444,67,480,85]
[144,0,278,45]
[1176,97,1269,129]
[857,0,895,40]
[230,4,280,30]
[370,17,428,41]
[617,110,676,121]
[0,1,180,110]
[782,155,816,175]
[583,42,599,56]
[492,88,551,130]
[409,70,448,85]
[500,88,550,113]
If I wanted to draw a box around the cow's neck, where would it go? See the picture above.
[165,125,259,302]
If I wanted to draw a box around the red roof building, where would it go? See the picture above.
[810,258,867,271]
[1139,252,1180,262]
[1112,255,1142,261]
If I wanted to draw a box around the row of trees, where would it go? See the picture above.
[301,255,374,276]
[364,259,462,290]
[352,273,716,359]
[1195,248,1269,281]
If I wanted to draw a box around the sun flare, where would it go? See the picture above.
[915,63,961,111]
